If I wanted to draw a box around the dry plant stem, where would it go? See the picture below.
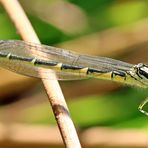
[0,0,81,147]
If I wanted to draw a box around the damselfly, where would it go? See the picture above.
[0,40,147,115]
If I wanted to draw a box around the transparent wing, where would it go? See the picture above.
[0,40,77,63]
[0,40,133,74]
[0,58,88,80]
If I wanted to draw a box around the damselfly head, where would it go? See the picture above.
[132,63,148,87]
[135,63,148,78]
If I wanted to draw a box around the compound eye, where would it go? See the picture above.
[138,65,148,79]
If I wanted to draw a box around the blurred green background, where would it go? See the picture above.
[0,0,148,147]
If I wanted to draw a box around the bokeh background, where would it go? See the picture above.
[0,0,148,147]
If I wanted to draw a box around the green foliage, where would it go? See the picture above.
[21,88,148,129]
[107,1,148,26]
[0,0,148,129]
[29,15,70,44]
[0,13,20,39]
[68,0,113,15]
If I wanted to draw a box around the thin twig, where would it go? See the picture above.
[0,0,81,147]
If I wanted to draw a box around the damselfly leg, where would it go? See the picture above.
[138,97,148,116]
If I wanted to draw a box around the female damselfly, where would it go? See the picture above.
[0,40,147,115]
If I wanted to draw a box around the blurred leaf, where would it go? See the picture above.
[107,1,148,26]
[113,116,148,129]
[89,1,148,32]
[0,7,70,43]
[21,87,148,129]
[1,0,148,131]
[0,12,20,39]
[29,15,70,44]
[68,0,113,15]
